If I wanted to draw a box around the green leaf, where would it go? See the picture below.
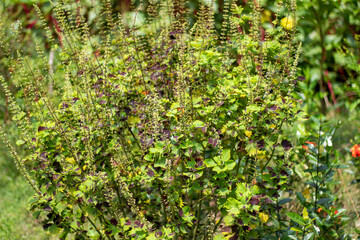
[193,141,203,152]
[180,225,188,234]
[316,198,331,205]
[204,158,217,168]
[70,220,79,230]
[242,216,251,225]
[290,227,302,232]
[87,229,100,240]
[278,198,292,206]
[154,158,166,168]
[225,160,236,170]
[144,154,153,161]
[193,120,205,128]
[213,156,221,164]
[217,188,231,196]
[246,105,262,111]
[48,224,61,234]
[221,149,231,162]
[286,212,306,226]
[171,102,180,109]
[186,160,196,168]
[214,172,227,179]
[12,112,26,121]
[213,165,226,173]
[55,202,67,214]
[73,191,84,198]
[182,206,191,215]
[15,140,25,146]
[146,233,157,240]
[296,192,306,205]
[155,142,165,153]
[214,233,228,240]
[261,174,271,183]
[304,232,314,240]
[246,144,257,156]
[79,179,94,191]
[225,197,241,216]
[334,164,349,169]
[59,229,69,239]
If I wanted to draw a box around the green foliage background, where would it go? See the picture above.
[0,0,359,239]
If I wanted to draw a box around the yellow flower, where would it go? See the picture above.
[281,17,295,31]
[303,187,311,199]
[261,10,272,23]
[179,198,184,208]
[259,212,269,223]
[245,130,252,138]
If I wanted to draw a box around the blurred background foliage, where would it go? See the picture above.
[0,0,359,238]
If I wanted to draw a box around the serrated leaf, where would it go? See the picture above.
[217,188,231,196]
[224,215,235,225]
[225,197,241,216]
[247,145,257,156]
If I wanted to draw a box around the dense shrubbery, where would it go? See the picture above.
[0,0,359,239]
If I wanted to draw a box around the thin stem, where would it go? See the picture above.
[212,215,224,235]
[192,189,204,240]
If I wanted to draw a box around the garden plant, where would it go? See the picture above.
[0,0,358,239]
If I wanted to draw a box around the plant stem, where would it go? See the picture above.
[212,215,224,235]
[192,189,203,240]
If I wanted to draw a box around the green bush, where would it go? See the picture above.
[3,0,353,239]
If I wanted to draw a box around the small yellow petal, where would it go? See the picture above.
[303,207,309,221]
[281,17,295,31]
[245,130,252,138]
[259,212,269,223]
[303,187,311,199]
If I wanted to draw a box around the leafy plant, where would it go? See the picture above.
[0,0,310,239]
[286,120,354,239]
